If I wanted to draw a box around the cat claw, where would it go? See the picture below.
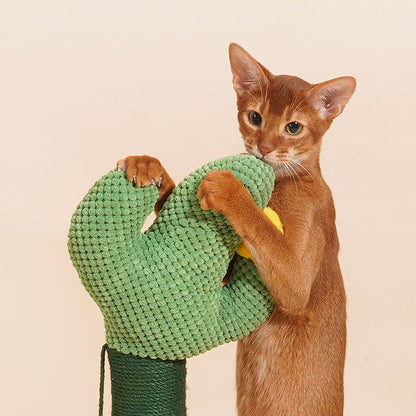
[151,177,163,188]
[116,159,126,172]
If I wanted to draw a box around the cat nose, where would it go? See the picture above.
[257,144,275,156]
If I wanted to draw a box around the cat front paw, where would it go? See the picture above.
[197,170,247,215]
[117,155,166,187]
[117,155,176,214]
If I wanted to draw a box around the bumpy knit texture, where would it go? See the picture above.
[68,154,275,360]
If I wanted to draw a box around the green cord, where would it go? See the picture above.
[99,344,108,416]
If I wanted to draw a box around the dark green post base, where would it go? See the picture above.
[106,347,187,416]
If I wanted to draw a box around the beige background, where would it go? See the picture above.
[1,1,415,415]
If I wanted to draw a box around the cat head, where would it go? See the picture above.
[229,43,356,178]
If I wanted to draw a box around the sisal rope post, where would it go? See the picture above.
[100,345,186,416]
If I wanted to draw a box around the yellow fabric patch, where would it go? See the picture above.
[236,207,284,259]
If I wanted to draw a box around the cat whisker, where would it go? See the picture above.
[288,158,315,182]
[286,160,299,178]
[288,163,300,193]
[285,161,301,192]
[281,161,298,194]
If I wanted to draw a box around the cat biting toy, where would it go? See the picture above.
[68,154,275,415]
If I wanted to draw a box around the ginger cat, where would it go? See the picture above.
[117,43,356,416]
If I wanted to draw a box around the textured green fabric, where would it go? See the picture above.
[68,154,274,360]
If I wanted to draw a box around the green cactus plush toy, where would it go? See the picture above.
[68,154,275,416]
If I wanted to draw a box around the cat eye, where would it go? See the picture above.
[248,111,262,126]
[285,121,303,135]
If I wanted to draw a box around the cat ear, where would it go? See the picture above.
[229,43,271,96]
[309,77,356,120]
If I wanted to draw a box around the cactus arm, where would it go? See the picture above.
[68,170,158,297]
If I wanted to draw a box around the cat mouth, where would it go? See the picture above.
[249,152,295,178]
[247,149,265,161]
[263,155,290,165]
[249,152,284,167]
[247,147,287,161]
[247,148,291,167]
